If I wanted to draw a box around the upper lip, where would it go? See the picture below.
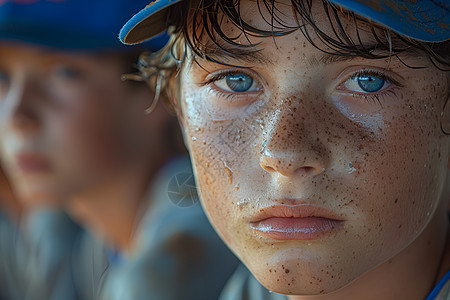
[249,201,344,223]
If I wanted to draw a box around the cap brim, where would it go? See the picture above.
[330,0,450,42]
[120,0,183,45]
[121,0,450,44]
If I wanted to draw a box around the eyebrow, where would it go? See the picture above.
[201,41,274,66]
[201,39,362,67]
[199,39,426,68]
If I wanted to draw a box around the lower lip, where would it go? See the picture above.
[250,217,342,240]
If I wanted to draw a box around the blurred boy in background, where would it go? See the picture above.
[0,0,238,299]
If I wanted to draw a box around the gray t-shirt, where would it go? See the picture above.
[0,213,24,300]
[23,210,104,300]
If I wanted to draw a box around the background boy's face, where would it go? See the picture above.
[0,43,153,207]
[178,0,450,295]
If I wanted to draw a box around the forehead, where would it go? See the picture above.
[0,42,112,68]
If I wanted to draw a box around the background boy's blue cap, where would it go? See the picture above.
[120,0,450,45]
[0,0,168,51]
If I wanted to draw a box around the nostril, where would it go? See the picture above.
[302,166,315,174]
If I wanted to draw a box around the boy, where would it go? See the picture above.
[0,0,238,299]
[120,0,450,299]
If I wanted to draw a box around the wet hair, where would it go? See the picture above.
[136,0,450,130]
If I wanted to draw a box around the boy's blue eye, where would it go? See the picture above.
[214,73,259,93]
[0,70,10,97]
[53,66,84,80]
[357,75,385,93]
[0,71,9,83]
[226,74,254,92]
[344,72,390,94]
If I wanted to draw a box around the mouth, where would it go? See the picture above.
[15,153,50,172]
[249,204,344,240]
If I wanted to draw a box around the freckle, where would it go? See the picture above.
[285,269,290,273]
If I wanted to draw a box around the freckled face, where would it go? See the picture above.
[179,1,450,295]
[0,44,141,207]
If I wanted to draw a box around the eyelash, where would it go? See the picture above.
[203,69,258,89]
[202,69,261,99]
[343,69,403,105]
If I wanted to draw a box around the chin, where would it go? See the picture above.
[16,184,62,208]
[255,266,355,296]
[244,247,358,296]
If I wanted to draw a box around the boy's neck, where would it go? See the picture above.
[0,172,22,220]
[66,159,164,253]
[289,199,449,300]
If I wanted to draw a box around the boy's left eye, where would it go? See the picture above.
[343,72,390,93]
[213,73,260,93]
[52,65,85,80]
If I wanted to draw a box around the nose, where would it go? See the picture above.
[259,100,329,178]
[3,75,41,133]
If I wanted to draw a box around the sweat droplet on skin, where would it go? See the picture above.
[261,140,267,153]
[224,161,233,184]
[346,162,357,174]
[237,198,250,211]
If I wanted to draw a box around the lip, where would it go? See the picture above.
[249,204,344,240]
[15,153,50,172]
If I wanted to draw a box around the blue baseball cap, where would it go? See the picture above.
[120,0,450,44]
[0,0,167,51]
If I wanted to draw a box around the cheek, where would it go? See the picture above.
[345,90,447,252]
[50,92,130,176]
[181,87,254,247]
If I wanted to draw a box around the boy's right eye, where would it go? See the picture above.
[0,69,11,98]
[52,65,84,80]
[0,70,10,83]
[214,73,258,93]
[206,70,262,95]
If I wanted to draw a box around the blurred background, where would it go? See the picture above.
[0,1,239,299]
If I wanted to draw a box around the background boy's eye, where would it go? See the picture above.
[0,70,10,83]
[215,73,259,93]
[0,70,11,98]
[344,73,389,93]
[53,65,85,80]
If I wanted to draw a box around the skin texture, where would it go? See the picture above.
[175,1,450,298]
[0,43,173,250]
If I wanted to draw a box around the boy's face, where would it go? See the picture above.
[178,0,450,295]
[0,43,153,207]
